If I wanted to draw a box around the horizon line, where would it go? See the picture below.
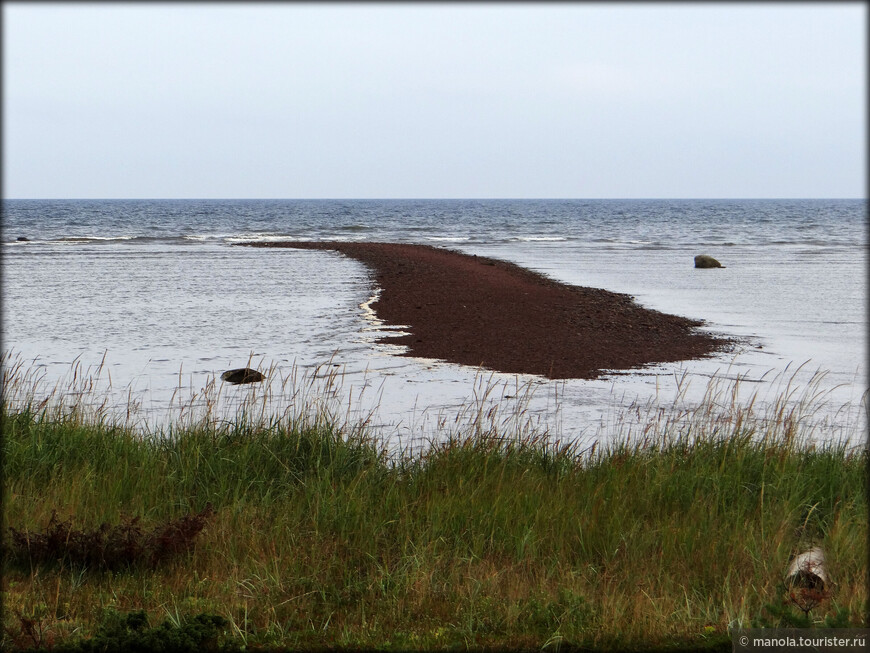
[4,196,866,201]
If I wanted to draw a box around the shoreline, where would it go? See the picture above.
[243,241,730,380]
[4,386,864,651]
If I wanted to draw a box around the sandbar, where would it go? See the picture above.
[244,241,729,380]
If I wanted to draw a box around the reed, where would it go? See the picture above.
[1,354,866,651]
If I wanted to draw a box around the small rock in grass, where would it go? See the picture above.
[786,547,828,590]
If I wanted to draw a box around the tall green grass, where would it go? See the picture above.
[2,356,866,651]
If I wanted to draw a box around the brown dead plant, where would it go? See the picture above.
[7,504,214,571]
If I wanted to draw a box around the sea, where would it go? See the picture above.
[2,199,867,452]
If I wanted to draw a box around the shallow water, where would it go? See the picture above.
[2,199,866,448]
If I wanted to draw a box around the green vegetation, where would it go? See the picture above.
[2,357,866,651]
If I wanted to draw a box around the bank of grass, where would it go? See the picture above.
[1,362,867,651]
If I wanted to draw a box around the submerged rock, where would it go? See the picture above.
[220,368,265,384]
[694,254,724,269]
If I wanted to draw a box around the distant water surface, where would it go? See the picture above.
[2,199,866,448]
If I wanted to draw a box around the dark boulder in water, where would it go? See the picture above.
[694,254,724,269]
[220,368,265,384]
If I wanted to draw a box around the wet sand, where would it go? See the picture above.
[245,241,729,380]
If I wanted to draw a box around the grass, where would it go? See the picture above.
[1,354,867,651]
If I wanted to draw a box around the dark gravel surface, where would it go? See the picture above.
[246,241,730,380]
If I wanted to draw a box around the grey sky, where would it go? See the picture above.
[3,2,865,199]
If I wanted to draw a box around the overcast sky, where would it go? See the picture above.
[3,2,865,199]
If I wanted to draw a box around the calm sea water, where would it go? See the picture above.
[2,199,866,448]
